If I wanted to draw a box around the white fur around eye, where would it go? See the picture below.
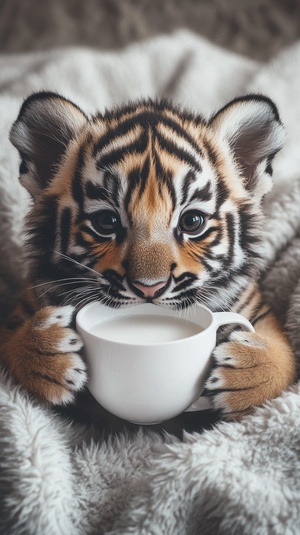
[84,199,115,215]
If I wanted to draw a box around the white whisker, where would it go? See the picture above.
[52,250,101,278]
[36,279,99,300]
[29,277,96,289]
[66,287,96,306]
[59,287,96,300]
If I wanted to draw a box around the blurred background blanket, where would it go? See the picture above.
[1,3,300,534]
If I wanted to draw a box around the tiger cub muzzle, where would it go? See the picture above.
[123,241,176,299]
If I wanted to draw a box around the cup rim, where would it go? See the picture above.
[76,301,214,348]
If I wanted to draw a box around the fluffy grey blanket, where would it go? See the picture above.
[0,31,300,534]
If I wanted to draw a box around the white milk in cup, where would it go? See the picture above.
[76,302,254,424]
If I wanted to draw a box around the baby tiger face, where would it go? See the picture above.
[10,92,284,310]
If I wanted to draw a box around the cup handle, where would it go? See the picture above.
[211,311,255,333]
[185,311,255,413]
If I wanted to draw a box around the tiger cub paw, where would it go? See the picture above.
[204,330,276,420]
[12,305,87,405]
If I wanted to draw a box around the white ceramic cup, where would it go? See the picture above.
[76,302,254,424]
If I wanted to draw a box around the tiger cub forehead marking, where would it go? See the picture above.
[82,104,224,225]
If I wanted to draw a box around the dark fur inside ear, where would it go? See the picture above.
[210,95,285,196]
[10,91,88,196]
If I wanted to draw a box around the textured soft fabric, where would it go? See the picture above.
[1,0,300,61]
[0,31,300,534]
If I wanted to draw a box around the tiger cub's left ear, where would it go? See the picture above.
[209,95,285,201]
[10,91,88,198]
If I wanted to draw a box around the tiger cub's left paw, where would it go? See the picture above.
[205,331,278,420]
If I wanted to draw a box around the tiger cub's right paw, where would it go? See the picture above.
[8,305,87,404]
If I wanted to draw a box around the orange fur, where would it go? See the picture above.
[0,92,296,416]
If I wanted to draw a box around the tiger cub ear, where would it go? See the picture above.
[209,95,285,200]
[10,91,88,197]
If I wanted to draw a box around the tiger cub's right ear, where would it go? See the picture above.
[10,91,88,198]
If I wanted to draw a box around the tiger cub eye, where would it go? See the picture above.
[178,211,205,235]
[92,210,121,235]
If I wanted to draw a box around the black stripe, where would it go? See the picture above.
[211,259,255,284]
[93,113,153,156]
[172,278,196,293]
[155,131,202,173]
[103,171,121,207]
[72,145,85,210]
[124,167,143,213]
[203,139,218,165]
[202,250,226,264]
[239,205,261,250]
[181,170,197,205]
[252,308,271,325]
[190,183,212,203]
[99,285,131,301]
[199,256,215,274]
[173,227,183,244]
[156,115,204,157]
[94,109,203,158]
[115,226,127,245]
[139,156,151,197]
[96,130,148,169]
[216,176,229,207]
[124,155,176,214]
[235,287,257,314]
[125,158,151,208]
[154,156,177,211]
[165,288,198,308]
[189,225,219,242]
[27,195,58,259]
[224,213,235,269]
[102,269,126,291]
[60,207,72,254]
[265,156,273,176]
[77,159,121,207]
[85,182,108,201]
[173,271,197,284]
[209,232,222,248]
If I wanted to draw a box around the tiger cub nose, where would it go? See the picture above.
[131,280,167,298]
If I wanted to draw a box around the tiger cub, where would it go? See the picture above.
[0,91,296,419]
